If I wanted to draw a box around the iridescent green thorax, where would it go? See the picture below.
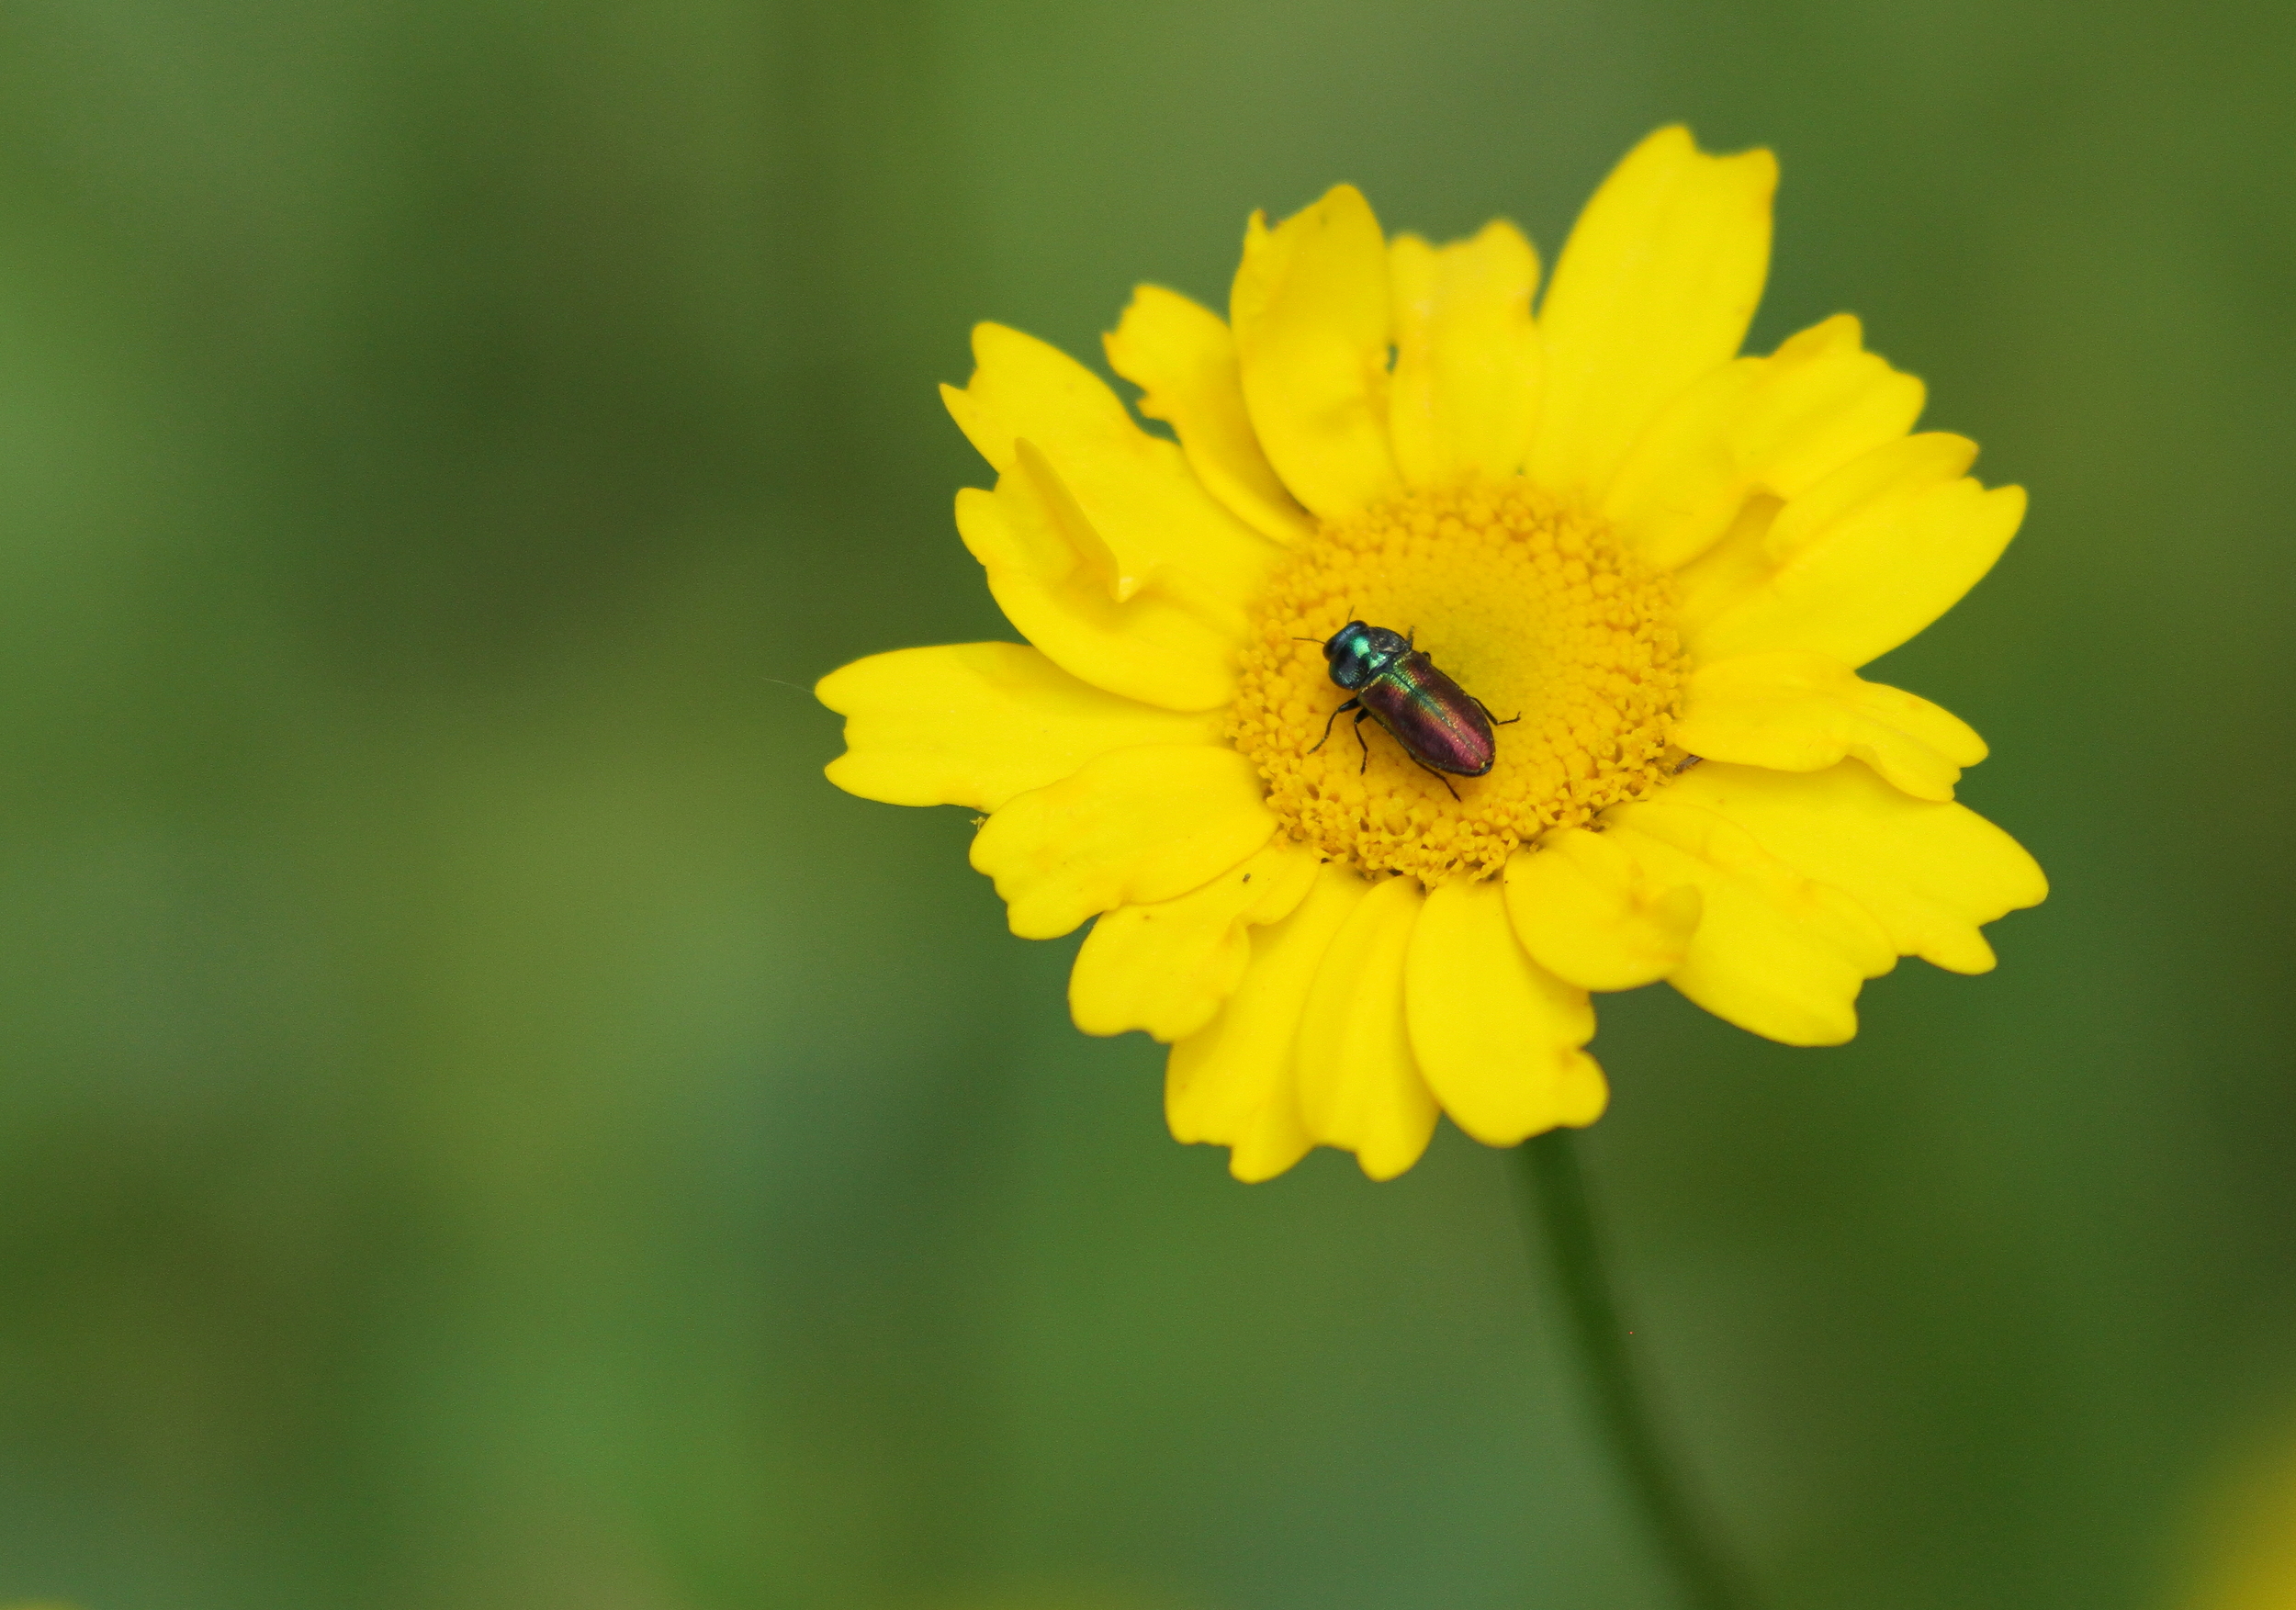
[1322,622,1411,690]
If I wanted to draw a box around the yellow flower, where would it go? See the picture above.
[2182,1424,2296,1610]
[818,127,2046,1182]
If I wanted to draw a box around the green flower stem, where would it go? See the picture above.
[1514,1130,1754,1610]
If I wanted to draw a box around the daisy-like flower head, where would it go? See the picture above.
[819,128,2046,1182]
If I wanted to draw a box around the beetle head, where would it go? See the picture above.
[1323,621,1409,690]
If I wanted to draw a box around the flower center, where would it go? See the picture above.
[1231,478,1688,885]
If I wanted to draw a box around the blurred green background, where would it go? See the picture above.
[0,2,2290,1606]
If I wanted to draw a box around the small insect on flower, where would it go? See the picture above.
[817,127,2051,1185]
[1308,622,1517,798]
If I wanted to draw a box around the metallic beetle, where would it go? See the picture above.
[1309,622,1514,794]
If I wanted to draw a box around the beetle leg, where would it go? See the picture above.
[1471,695,1522,727]
[1353,708,1373,772]
[1308,697,1361,754]
[1403,750,1462,801]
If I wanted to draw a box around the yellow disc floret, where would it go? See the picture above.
[1232,479,1688,885]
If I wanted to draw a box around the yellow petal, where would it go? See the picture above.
[953,456,1236,711]
[1229,186,1402,519]
[1404,879,1604,1145]
[1673,649,1987,801]
[1677,431,2027,670]
[1530,126,1777,496]
[1069,839,1322,1042]
[818,642,1226,811]
[942,322,1277,614]
[1667,760,2045,974]
[1166,863,1367,1182]
[1604,314,1927,570]
[1388,221,1543,486]
[1603,799,1896,1045]
[969,745,1277,939]
[1294,874,1437,1180]
[1503,829,1705,991]
[1103,285,1316,546]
